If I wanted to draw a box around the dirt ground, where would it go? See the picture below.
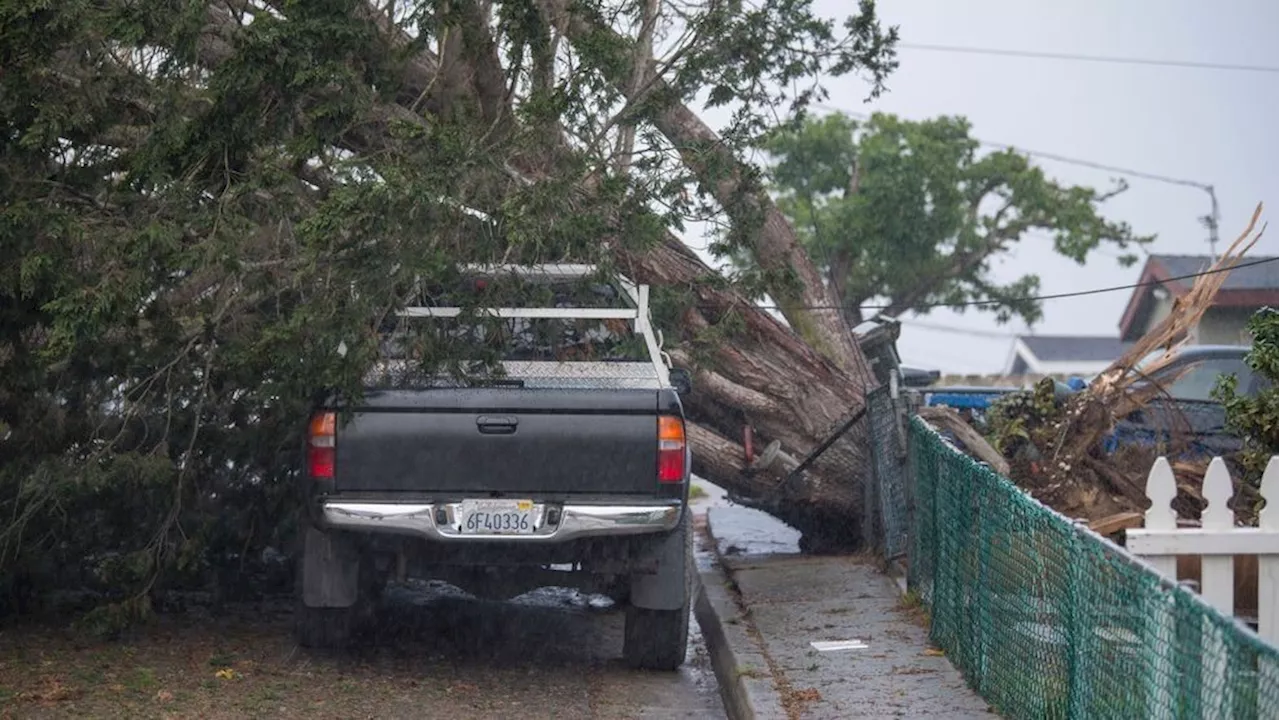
[0,581,724,720]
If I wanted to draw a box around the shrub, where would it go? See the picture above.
[1212,307,1279,494]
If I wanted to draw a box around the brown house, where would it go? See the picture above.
[1119,254,1279,344]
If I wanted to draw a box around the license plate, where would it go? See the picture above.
[458,499,540,535]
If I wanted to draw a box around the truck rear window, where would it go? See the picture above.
[416,275,625,309]
[379,316,649,365]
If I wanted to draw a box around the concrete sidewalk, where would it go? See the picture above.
[695,506,993,719]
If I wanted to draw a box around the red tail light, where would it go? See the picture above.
[657,416,686,483]
[308,411,336,479]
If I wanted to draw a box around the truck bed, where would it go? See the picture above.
[332,387,678,496]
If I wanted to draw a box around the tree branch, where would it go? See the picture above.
[457,0,512,129]
[877,192,1018,320]
[562,13,874,386]
[613,0,659,176]
[876,231,1008,320]
[668,349,783,416]
[828,152,861,327]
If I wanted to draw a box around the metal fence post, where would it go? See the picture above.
[863,412,882,552]
[1066,522,1090,719]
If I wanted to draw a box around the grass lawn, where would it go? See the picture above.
[0,600,586,719]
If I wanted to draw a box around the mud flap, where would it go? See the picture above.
[629,513,690,611]
[300,526,361,608]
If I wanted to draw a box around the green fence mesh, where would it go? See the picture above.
[908,416,1279,720]
[867,385,909,560]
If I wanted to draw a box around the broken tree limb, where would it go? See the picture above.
[918,406,1010,477]
[1088,512,1144,536]
[960,206,1273,526]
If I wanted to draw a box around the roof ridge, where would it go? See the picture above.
[1152,252,1279,260]
[1016,333,1123,339]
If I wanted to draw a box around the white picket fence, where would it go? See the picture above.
[1126,456,1274,712]
[1126,455,1279,645]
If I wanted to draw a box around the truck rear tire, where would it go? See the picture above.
[293,527,382,650]
[623,515,692,670]
[623,604,690,671]
[294,569,382,650]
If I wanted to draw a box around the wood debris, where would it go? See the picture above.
[946,204,1269,525]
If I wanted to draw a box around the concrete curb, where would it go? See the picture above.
[693,563,789,720]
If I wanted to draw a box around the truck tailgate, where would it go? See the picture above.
[333,388,661,496]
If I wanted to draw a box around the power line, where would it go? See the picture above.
[974,143,1209,190]
[898,318,1022,339]
[704,256,1277,312]
[896,42,1279,75]
[971,141,1208,190]
[809,103,1211,190]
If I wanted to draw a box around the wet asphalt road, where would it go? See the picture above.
[352,578,726,719]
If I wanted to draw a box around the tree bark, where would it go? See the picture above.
[827,249,862,328]
[617,234,869,547]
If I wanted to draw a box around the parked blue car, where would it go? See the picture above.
[914,345,1267,460]
[1107,345,1267,457]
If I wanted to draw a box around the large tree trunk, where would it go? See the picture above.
[619,235,871,548]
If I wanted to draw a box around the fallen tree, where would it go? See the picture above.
[615,233,874,547]
[2,0,902,618]
[0,0,1153,621]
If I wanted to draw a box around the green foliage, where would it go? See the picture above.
[984,378,1062,459]
[669,0,897,141]
[566,0,897,317]
[0,0,640,619]
[738,112,1152,326]
[0,0,900,624]
[1213,308,1279,491]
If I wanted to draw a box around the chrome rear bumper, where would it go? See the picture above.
[319,500,683,543]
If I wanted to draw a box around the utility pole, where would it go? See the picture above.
[1201,185,1221,259]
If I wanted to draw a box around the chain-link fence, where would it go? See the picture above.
[908,416,1279,720]
[865,385,910,560]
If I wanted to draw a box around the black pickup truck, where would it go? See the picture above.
[295,265,695,670]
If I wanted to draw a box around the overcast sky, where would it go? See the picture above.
[689,0,1279,374]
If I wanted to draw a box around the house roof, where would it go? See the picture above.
[1017,335,1129,362]
[1118,254,1279,340]
[1004,334,1128,375]
[1152,254,1279,291]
